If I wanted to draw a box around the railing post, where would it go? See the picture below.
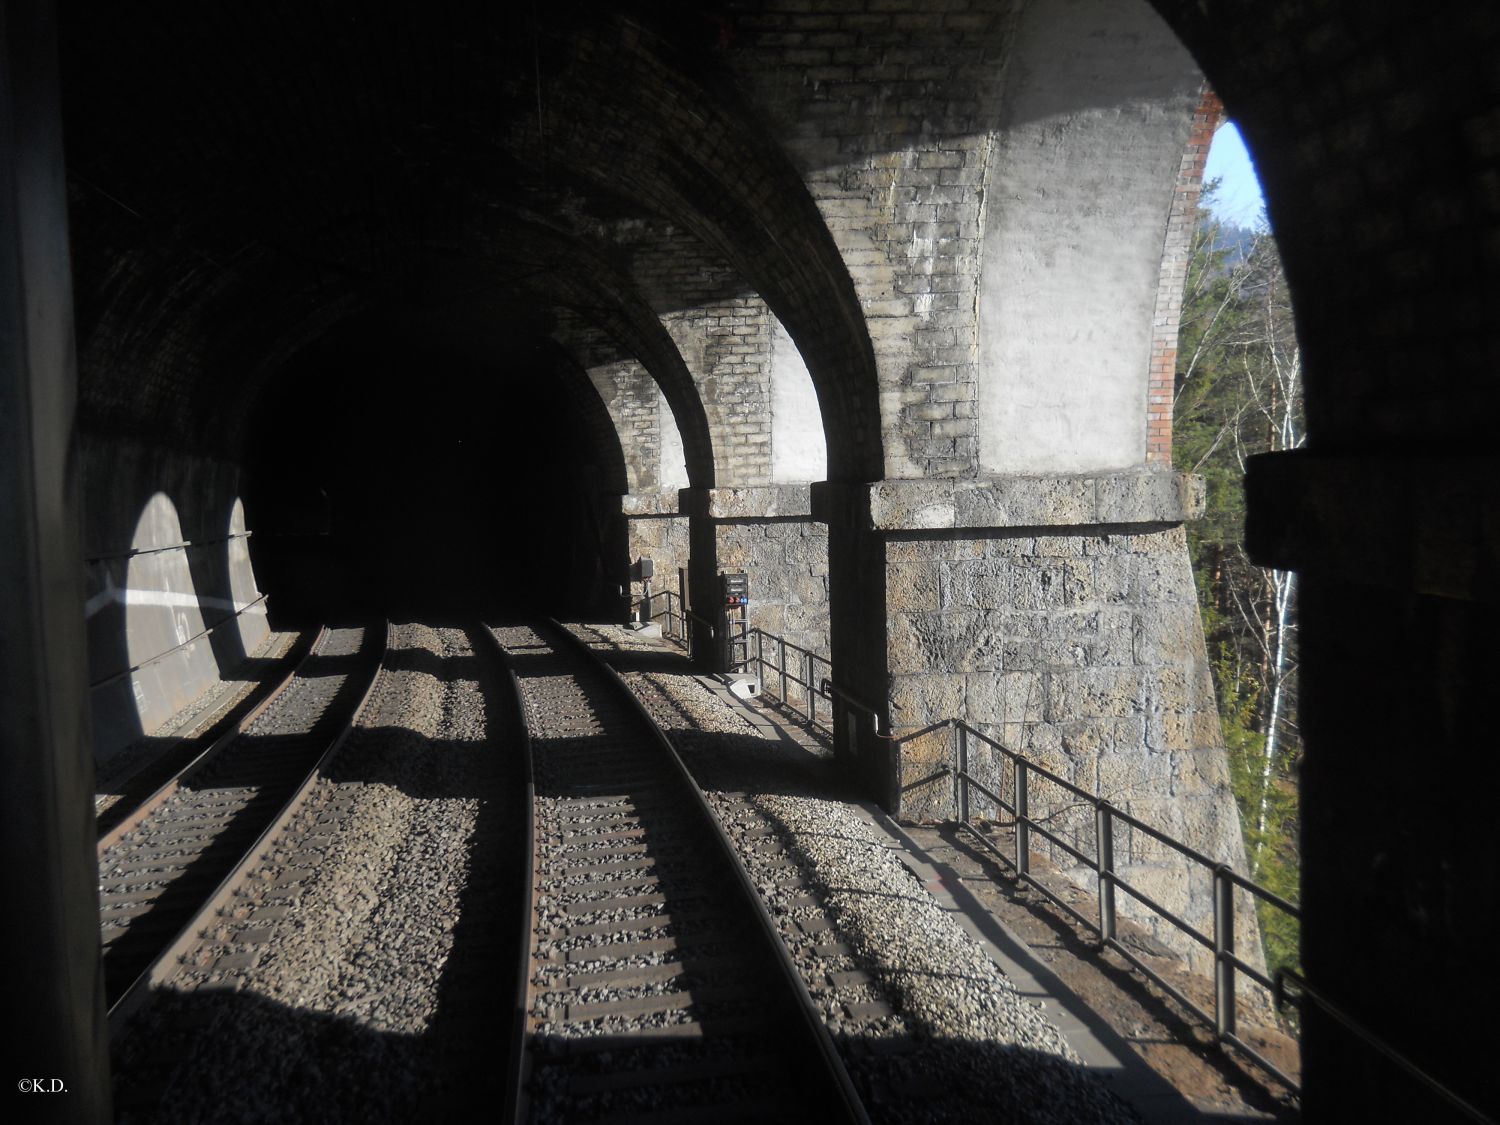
[777,637,787,704]
[1014,760,1029,879]
[954,722,969,824]
[803,650,814,722]
[1214,866,1237,1039]
[755,629,764,684]
[1096,802,1116,944]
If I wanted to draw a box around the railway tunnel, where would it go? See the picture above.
[242,318,615,622]
[4,0,1500,1121]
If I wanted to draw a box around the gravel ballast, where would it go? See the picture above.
[113,622,519,1124]
[569,623,1140,1125]
[95,628,304,818]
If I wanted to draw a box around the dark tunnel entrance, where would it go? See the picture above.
[244,322,616,623]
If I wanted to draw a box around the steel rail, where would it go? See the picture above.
[477,625,538,1125]
[106,621,390,1041]
[543,618,872,1125]
[93,627,316,825]
[97,626,328,853]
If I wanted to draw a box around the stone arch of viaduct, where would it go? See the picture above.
[4,1,1498,1119]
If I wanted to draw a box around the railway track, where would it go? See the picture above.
[491,620,870,1125]
[96,629,315,842]
[98,623,386,1025]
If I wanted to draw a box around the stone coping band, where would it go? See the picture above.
[813,472,1204,531]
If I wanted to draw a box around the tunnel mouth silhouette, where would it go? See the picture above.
[244,320,618,624]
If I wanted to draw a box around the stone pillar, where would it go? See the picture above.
[824,471,1256,970]
[0,1,111,1114]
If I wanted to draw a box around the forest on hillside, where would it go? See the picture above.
[1174,185,1303,990]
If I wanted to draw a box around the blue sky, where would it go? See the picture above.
[1203,121,1267,229]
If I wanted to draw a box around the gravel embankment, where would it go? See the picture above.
[573,623,1139,1125]
[113,622,519,1124]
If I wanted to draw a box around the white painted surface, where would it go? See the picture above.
[659,391,690,490]
[769,317,828,482]
[977,0,1201,474]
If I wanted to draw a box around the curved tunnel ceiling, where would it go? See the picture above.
[59,1,880,482]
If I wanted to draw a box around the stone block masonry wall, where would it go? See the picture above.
[662,297,776,486]
[622,495,691,622]
[724,0,1018,479]
[584,359,665,493]
[1146,86,1224,464]
[886,521,1256,971]
[715,519,831,666]
[727,1,1204,482]
[826,470,1259,972]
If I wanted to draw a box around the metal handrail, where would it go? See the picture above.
[626,590,711,655]
[628,589,686,642]
[820,676,888,736]
[744,627,834,730]
[1273,971,1495,1124]
[709,628,1489,1116]
[937,713,1297,1088]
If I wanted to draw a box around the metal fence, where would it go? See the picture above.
[812,679,1294,1082]
[620,613,1487,1118]
[630,588,686,643]
[628,589,718,662]
[745,628,833,730]
[821,668,1494,1118]
[941,717,1298,1089]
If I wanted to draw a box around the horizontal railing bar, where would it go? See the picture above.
[1220,868,1301,918]
[1220,1032,1302,1095]
[956,772,1016,818]
[1106,938,1215,1028]
[1108,875,1214,951]
[957,723,1008,752]
[953,722,1096,802]
[748,626,1384,1106]
[956,824,1101,935]
[756,667,829,696]
[1022,872,1101,935]
[746,628,827,666]
[1113,936,1302,1092]
[1223,952,1276,994]
[1024,821,1097,869]
[1100,807,1221,871]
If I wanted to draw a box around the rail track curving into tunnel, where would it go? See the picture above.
[490,620,870,1125]
[99,623,387,1027]
[104,618,870,1121]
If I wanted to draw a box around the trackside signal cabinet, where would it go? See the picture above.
[718,571,749,672]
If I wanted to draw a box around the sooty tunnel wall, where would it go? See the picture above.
[244,321,613,622]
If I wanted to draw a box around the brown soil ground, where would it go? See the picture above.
[894,817,1301,1120]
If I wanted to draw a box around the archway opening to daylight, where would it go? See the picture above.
[1175,115,1303,999]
